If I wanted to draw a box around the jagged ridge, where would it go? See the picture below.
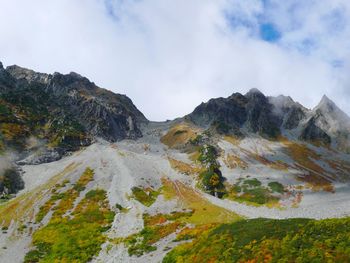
[0,62,148,165]
[186,88,350,151]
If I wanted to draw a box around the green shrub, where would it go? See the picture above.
[268,181,285,193]
[243,178,262,187]
[198,145,218,167]
[173,130,187,136]
[164,217,350,263]
[131,187,160,207]
[25,188,115,263]
[25,169,115,263]
[189,134,203,146]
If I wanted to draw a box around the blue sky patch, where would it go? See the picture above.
[259,23,281,42]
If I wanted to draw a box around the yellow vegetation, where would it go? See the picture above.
[0,123,29,140]
[223,154,248,169]
[279,137,334,192]
[168,157,203,175]
[161,178,241,225]
[0,163,79,228]
[26,188,114,262]
[223,135,241,146]
[239,147,289,171]
[161,123,199,148]
[174,223,217,241]
[188,150,201,163]
[326,159,350,177]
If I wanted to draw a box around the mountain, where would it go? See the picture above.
[299,95,350,150]
[187,88,350,152]
[1,62,350,263]
[0,63,147,164]
[186,89,281,138]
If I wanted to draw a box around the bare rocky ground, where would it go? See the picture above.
[1,121,350,262]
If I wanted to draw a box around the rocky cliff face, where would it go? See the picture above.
[187,88,282,138]
[0,63,148,165]
[300,95,350,151]
[186,88,350,151]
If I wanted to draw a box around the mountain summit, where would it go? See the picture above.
[302,94,350,150]
[187,89,350,151]
[0,63,147,164]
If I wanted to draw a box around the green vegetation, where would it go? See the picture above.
[0,103,11,118]
[131,187,160,207]
[0,86,90,152]
[197,145,226,197]
[212,120,232,135]
[189,134,204,146]
[143,211,193,226]
[199,169,225,196]
[164,217,350,263]
[117,211,192,257]
[0,168,23,194]
[243,178,262,187]
[25,168,114,263]
[162,178,241,225]
[115,203,129,213]
[124,222,181,256]
[35,168,94,223]
[35,191,65,223]
[173,130,187,136]
[226,178,283,206]
[198,145,218,166]
[237,187,279,205]
[268,181,285,194]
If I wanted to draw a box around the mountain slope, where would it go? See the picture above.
[187,88,350,152]
[300,95,350,150]
[0,63,147,164]
[0,62,350,263]
[186,89,281,138]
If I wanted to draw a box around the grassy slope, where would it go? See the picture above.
[24,168,115,263]
[164,217,350,263]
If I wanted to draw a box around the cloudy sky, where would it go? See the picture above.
[1,0,350,120]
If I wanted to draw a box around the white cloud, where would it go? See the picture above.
[0,0,349,120]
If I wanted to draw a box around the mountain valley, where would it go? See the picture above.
[1,63,350,262]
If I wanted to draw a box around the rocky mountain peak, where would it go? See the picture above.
[6,64,50,85]
[298,95,350,149]
[314,95,338,114]
[187,89,350,148]
[245,88,265,99]
[0,63,148,164]
[270,95,294,108]
[187,89,280,138]
[313,95,350,125]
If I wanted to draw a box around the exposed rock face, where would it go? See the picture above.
[43,70,147,141]
[187,89,350,151]
[300,117,331,145]
[0,63,148,164]
[244,89,280,137]
[16,149,63,165]
[187,93,247,136]
[187,88,281,138]
[300,95,350,150]
[283,107,306,130]
[268,95,307,130]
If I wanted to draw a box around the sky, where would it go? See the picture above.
[0,0,350,121]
